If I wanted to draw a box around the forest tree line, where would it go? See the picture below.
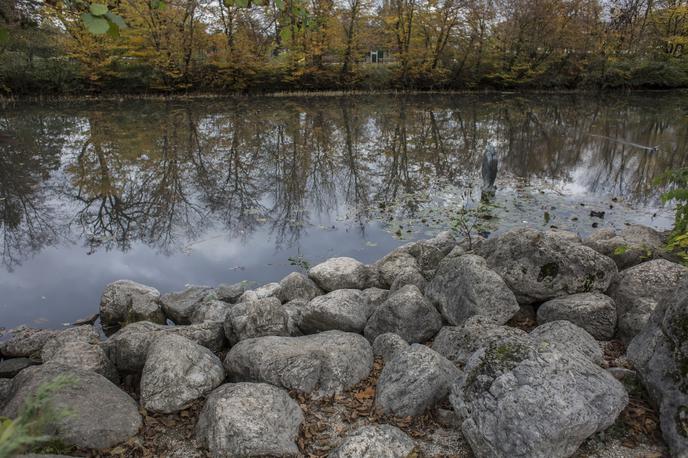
[1,0,688,93]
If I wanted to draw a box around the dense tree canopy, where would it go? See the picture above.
[1,0,688,93]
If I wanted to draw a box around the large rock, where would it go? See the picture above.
[584,225,670,270]
[0,378,10,404]
[608,259,688,343]
[238,282,282,303]
[191,299,232,324]
[375,344,460,417]
[537,292,617,340]
[99,280,165,332]
[103,321,225,373]
[372,333,409,363]
[0,326,58,358]
[300,289,373,334]
[477,227,618,304]
[224,297,290,344]
[627,280,688,455]
[360,287,389,308]
[364,285,442,344]
[426,254,519,325]
[432,316,529,367]
[375,251,426,291]
[277,272,323,303]
[1,362,142,449]
[329,424,416,458]
[530,320,604,365]
[140,334,225,414]
[215,282,248,303]
[308,257,370,291]
[224,331,373,397]
[450,340,628,458]
[160,285,213,325]
[196,382,303,457]
[41,326,119,383]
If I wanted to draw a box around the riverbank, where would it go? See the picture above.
[1,224,686,457]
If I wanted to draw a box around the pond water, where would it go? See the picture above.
[1,92,687,330]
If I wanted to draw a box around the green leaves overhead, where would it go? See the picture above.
[82,12,110,34]
[81,3,128,36]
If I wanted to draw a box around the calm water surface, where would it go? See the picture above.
[1,93,687,329]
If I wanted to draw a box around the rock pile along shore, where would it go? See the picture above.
[1,225,685,457]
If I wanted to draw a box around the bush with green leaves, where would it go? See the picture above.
[0,375,75,458]
[657,167,688,263]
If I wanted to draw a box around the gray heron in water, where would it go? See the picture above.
[481,143,498,201]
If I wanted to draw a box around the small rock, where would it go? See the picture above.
[103,321,225,373]
[372,333,409,363]
[375,251,423,288]
[160,285,213,325]
[283,298,308,335]
[530,320,604,365]
[215,282,248,303]
[140,334,225,413]
[0,357,38,378]
[1,362,142,449]
[99,280,165,333]
[277,272,323,303]
[584,225,671,270]
[196,383,303,458]
[329,424,416,458]
[537,292,617,340]
[190,299,232,323]
[300,289,373,334]
[224,331,373,397]
[254,282,282,299]
[0,326,58,359]
[360,287,390,308]
[41,326,119,383]
[364,285,442,344]
[375,344,460,417]
[308,257,370,291]
[426,254,519,325]
[224,296,290,344]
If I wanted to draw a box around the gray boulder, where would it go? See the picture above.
[530,320,603,365]
[477,227,618,304]
[160,285,213,324]
[1,362,142,449]
[224,331,373,397]
[103,321,225,373]
[372,333,409,363]
[432,316,529,366]
[375,251,425,290]
[191,299,232,324]
[224,297,290,344]
[0,378,10,404]
[329,424,416,458]
[300,289,373,334]
[608,259,688,343]
[584,225,670,270]
[308,257,370,291]
[140,334,225,414]
[627,280,688,456]
[426,254,519,325]
[41,326,119,383]
[364,285,442,344]
[0,326,58,358]
[196,382,303,457]
[537,292,617,340]
[0,357,38,378]
[375,344,460,417]
[361,287,389,308]
[277,272,323,303]
[283,298,308,335]
[215,282,248,303]
[99,280,165,332]
[238,282,282,303]
[450,340,628,458]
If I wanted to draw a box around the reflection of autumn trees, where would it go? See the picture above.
[1,94,687,269]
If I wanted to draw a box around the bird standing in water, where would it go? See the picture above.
[481,143,498,202]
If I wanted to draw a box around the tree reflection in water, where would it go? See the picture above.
[1,93,687,271]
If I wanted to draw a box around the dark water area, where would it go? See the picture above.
[1,92,687,329]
